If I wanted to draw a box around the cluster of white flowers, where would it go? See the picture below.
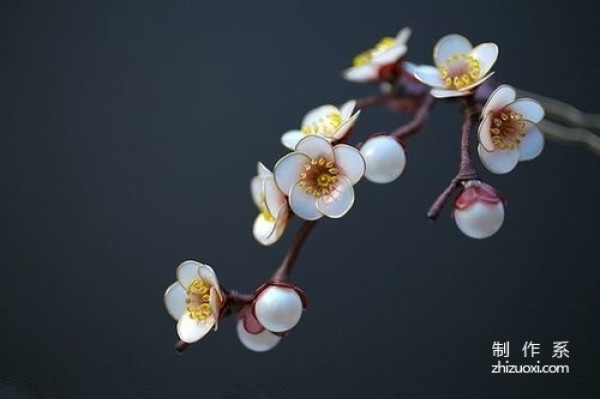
[342,30,544,238]
[164,28,546,352]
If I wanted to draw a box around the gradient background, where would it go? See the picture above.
[1,0,599,398]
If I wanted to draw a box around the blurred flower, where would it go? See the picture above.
[253,283,307,333]
[251,162,289,245]
[343,27,412,83]
[236,305,282,352]
[454,181,505,239]
[360,136,407,184]
[281,100,360,150]
[164,260,224,343]
[274,136,365,220]
[413,34,498,98]
[477,85,545,174]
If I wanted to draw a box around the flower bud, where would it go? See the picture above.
[453,181,504,239]
[253,285,305,333]
[360,136,406,184]
[236,307,282,352]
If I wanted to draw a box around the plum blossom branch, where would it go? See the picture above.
[427,96,479,220]
[165,29,594,354]
[271,221,318,283]
[391,94,434,140]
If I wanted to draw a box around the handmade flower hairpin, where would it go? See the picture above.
[164,29,599,353]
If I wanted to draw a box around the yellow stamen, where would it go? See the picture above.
[186,279,214,321]
[352,36,396,67]
[439,54,480,90]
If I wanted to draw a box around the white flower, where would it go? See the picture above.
[164,260,224,343]
[281,100,360,150]
[274,135,365,220]
[453,181,504,239]
[251,162,289,246]
[253,284,306,333]
[477,85,545,174]
[343,27,412,83]
[236,305,282,352]
[413,34,498,98]
[360,136,407,184]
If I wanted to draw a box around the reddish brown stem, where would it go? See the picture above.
[391,95,435,140]
[271,221,318,283]
[427,96,479,220]
[355,92,394,109]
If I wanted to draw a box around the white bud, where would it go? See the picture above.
[254,286,303,333]
[236,319,282,352]
[454,201,504,239]
[360,136,406,184]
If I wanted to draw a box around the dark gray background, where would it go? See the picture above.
[1,0,599,398]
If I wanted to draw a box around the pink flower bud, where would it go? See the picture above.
[453,182,505,239]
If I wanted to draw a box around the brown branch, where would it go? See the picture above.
[355,92,395,109]
[271,221,318,283]
[427,96,479,220]
[391,95,435,140]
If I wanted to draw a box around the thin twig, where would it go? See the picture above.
[271,221,318,283]
[539,120,600,155]
[515,88,600,130]
[391,95,435,140]
[427,97,479,220]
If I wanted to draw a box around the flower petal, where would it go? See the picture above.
[258,206,289,246]
[177,260,200,287]
[280,130,302,150]
[507,98,545,123]
[470,42,498,78]
[253,212,278,246]
[413,65,445,88]
[478,144,519,174]
[478,113,495,151]
[302,105,339,127]
[434,34,473,67]
[257,162,271,177]
[371,44,407,65]
[237,319,282,352]
[339,100,356,119]
[430,88,471,98]
[295,135,335,160]
[250,176,263,208]
[518,125,544,161]
[198,264,219,290]
[316,177,355,219]
[289,182,323,221]
[274,152,311,194]
[209,288,221,329]
[263,179,285,216]
[332,110,360,140]
[334,144,365,185]
[395,27,412,45]
[164,282,187,321]
[177,313,214,343]
[342,65,378,82]
[481,85,516,116]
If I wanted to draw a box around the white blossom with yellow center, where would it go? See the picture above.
[251,162,289,246]
[274,136,365,220]
[413,34,498,98]
[343,27,412,83]
[477,85,545,174]
[280,100,360,150]
[164,260,224,343]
